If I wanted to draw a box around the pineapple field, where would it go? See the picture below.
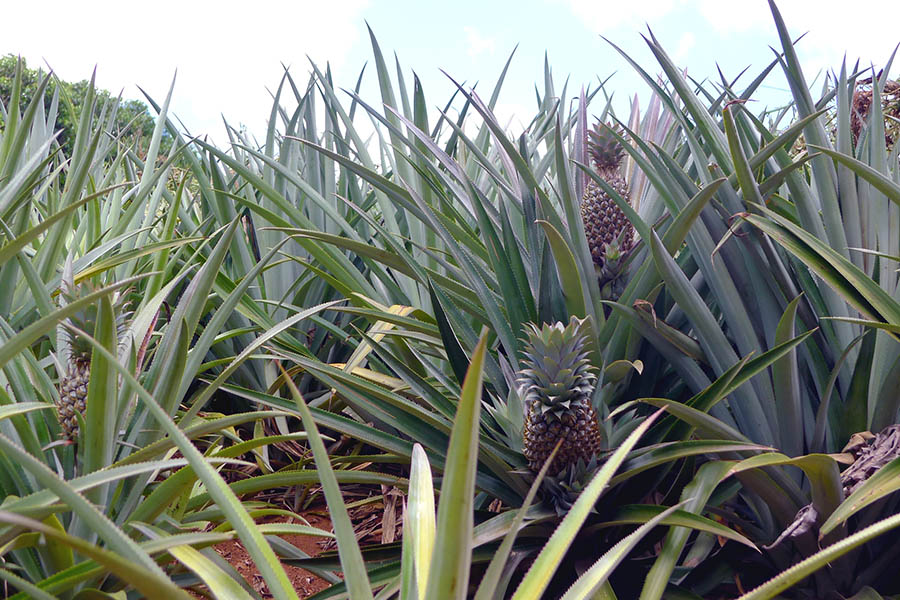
[2,1,900,598]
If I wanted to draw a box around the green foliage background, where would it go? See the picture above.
[0,53,171,156]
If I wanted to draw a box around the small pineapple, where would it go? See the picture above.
[542,456,600,515]
[520,317,603,476]
[56,284,130,439]
[580,122,635,299]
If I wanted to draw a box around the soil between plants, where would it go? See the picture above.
[187,511,334,599]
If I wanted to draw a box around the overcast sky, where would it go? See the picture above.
[5,1,898,143]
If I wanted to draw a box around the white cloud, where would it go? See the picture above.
[3,0,370,140]
[464,26,497,58]
[673,31,695,63]
[492,100,536,135]
[696,0,899,72]
[558,0,687,32]
[556,0,898,92]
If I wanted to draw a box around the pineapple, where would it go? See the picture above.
[580,122,635,300]
[542,455,600,514]
[56,284,130,439]
[520,317,603,476]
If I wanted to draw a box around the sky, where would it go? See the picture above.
[4,0,899,143]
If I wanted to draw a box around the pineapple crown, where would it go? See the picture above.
[60,282,133,360]
[518,317,596,415]
[586,121,625,173]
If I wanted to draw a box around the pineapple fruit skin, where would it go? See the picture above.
[580,177,633,266]
[56,284,131,440]
[580,122,635,299]
[518,317,603,476]
[57,361,89,439]
[523,400,603,475]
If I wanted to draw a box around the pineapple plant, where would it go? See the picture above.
[56,283,131,439]
[580,121,635,300]
[519,317,603,476]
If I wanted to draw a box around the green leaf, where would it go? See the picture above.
[168,543,255,600]
[744,207,900,329]
[0,403,53,421]
[424,331,488,600]
[537,220,587,318]
[640,461,735,600]
[73,238,201,283]
[0,567,58,600]
[871,354,900,432]
[661,178,727,254]
[428,281,470,387]
[723,102,765,206]
[0,511,190,600]
[736,511,900,599]
[823,317,900,334]
[0,184,128,267]
[604,359,644,384]
[820,456,900,536]
[844,587,886,600]
[772,296,804,456]
[511,409,665,600]
[731,452,843,525]
[404,444,435,600]
[280,365,374,600]
[0,434,165,576]
[648,229,773,445]
[474,438,562,600]
[601,504,756,548]
[81,295,118,498]
[70,328,301,600]
[563,502,689,600]
[184,299,342,420]
[636,398,749,442]
[610,440,771,486]
[808,145,900,207]
[0,277,142,372]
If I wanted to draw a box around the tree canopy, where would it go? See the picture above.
[0,54,171,157]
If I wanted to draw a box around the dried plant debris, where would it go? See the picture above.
[851,74,900,151]
[840,425,900,496]
[766,425,900,549]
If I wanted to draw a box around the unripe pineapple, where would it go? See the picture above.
[542,455,600,514]
[581,122,635,299]
[520,317,603,476]
[58,346,90,439]
[56,284,131,439]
